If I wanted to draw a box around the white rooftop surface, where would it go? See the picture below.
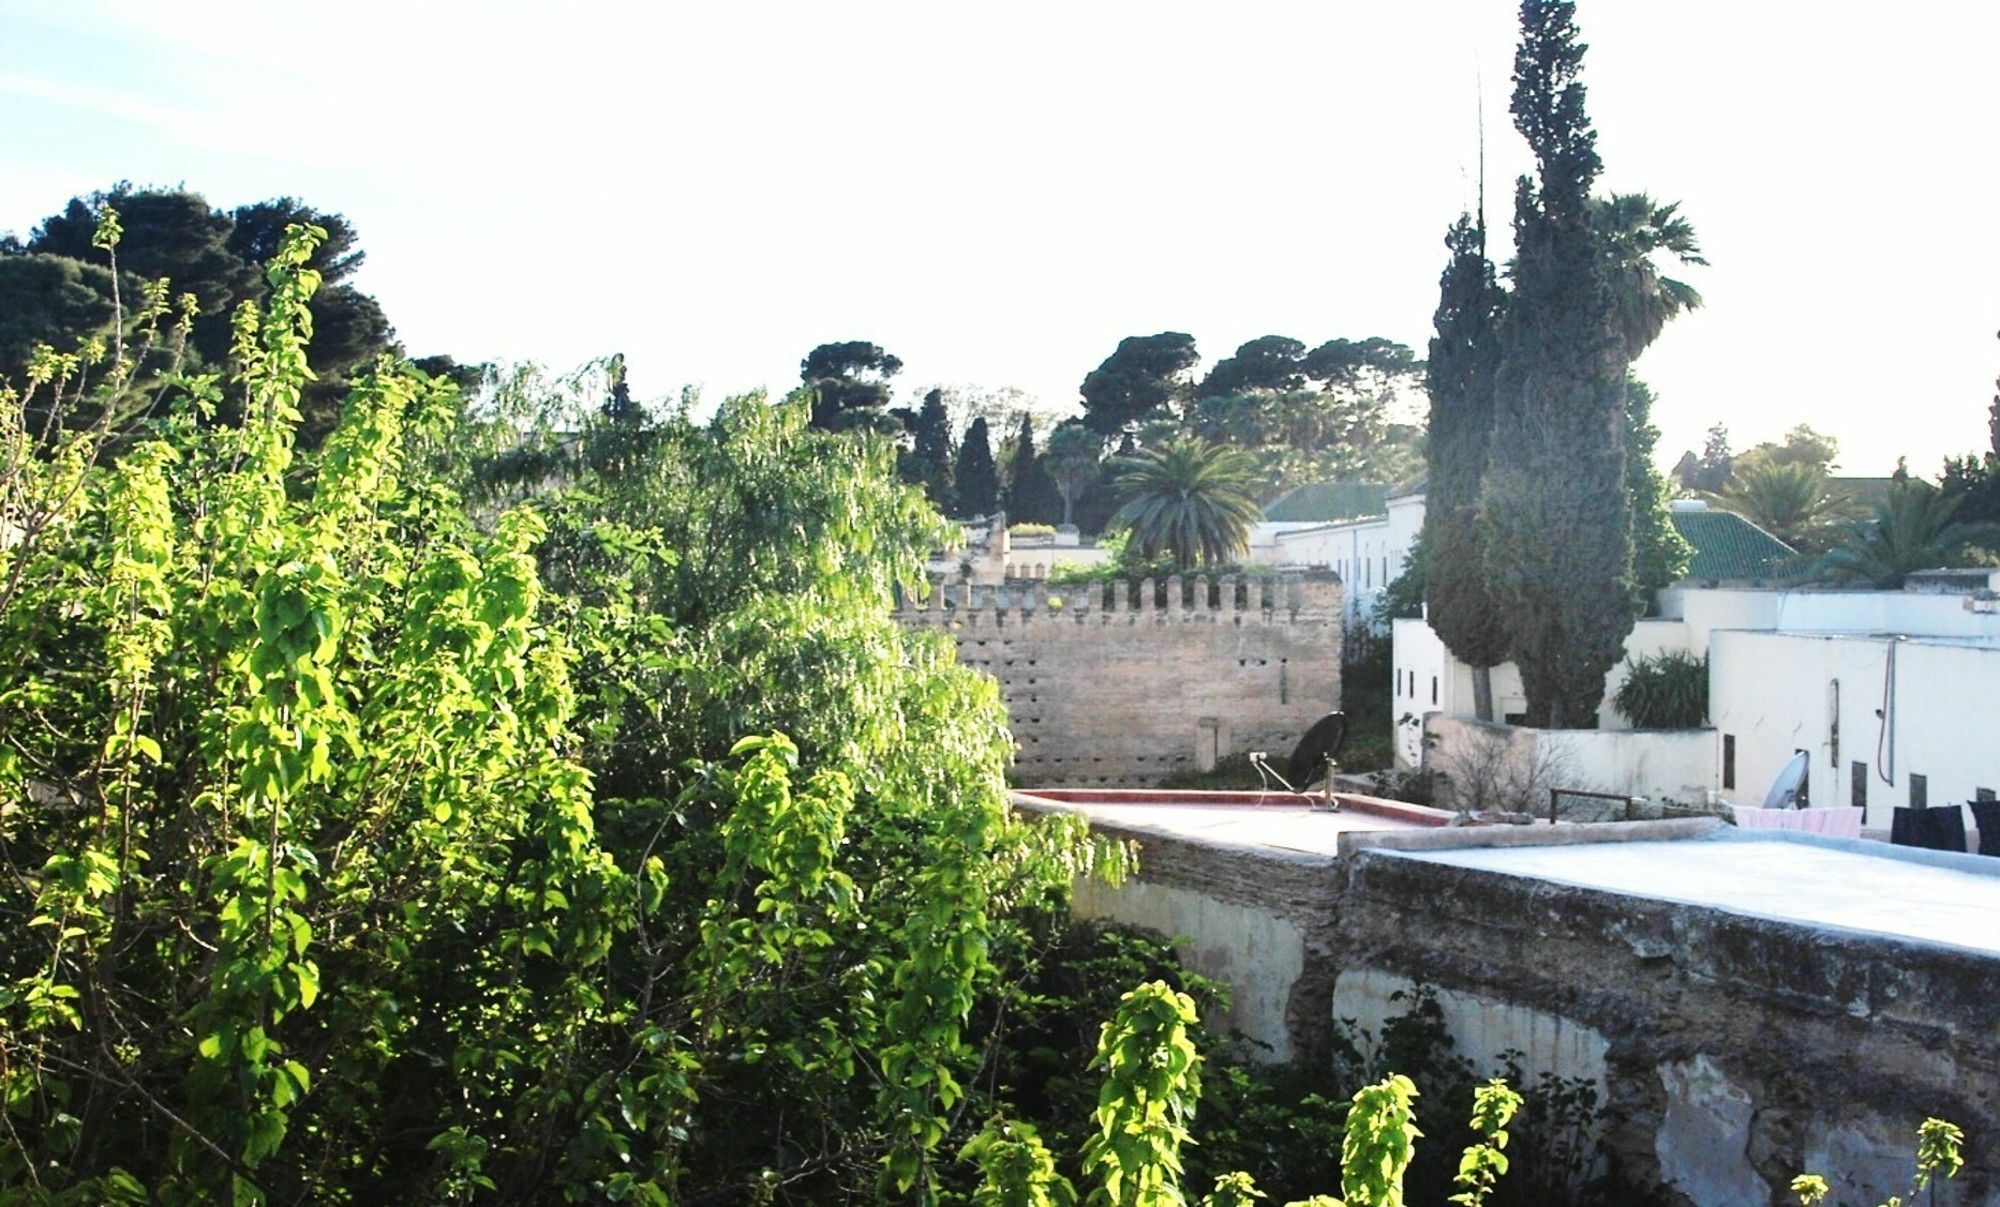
[1399,836,2000,955]
[1037,801,1429,857]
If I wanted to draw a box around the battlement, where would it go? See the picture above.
[894,570,1344,786]
[896,571,1341,628]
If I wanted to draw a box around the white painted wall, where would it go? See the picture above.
[1423,714,1717,808]
[1390,617,1699,762]
[1332,967,1609,1104]
[1070,876,1307,1063]
[1709,631,2000,831]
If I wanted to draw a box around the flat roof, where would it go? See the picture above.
[1393,831,2000,956]
[1011,789,1449,858]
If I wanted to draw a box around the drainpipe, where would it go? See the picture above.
[1875,636,1901,786]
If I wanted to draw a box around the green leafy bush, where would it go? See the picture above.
[0,218,1125,1202]
[1611,650,1709,729]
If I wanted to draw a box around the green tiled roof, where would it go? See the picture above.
[1670,508,1796,581]
[1263,482,1391,523]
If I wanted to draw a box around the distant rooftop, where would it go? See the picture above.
[1262,482,1391,524]
[1669,505,1796,582]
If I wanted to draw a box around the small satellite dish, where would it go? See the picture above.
[1286,712,1350,791]
[1761,751,1809,810]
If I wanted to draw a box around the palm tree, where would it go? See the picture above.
[1043,419,1104,528]
[1111,436,1262,570]
[1812,481,2000,588]
[1591,192,1708,357]
[1716,460,1857,552]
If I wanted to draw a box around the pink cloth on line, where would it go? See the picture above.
[1731,805,1865,839]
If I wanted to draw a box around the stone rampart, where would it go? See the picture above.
[898,573,1343,785]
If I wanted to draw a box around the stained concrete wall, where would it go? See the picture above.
[1041,802,2000,1206]
[898,573,1342,785]
[1421,713,1718,812]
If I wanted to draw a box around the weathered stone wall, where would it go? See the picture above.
[1043,805,2000,1206]
[898,573,1342,785]
[1335,842,2000,1205]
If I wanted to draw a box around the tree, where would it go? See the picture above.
[1718,460,1857,551]
[1003,414,1062,524]
[1940,451,2000,527]
[955,415,1000,516]
[0,223,1110,1201]
[1197,335,1308,398]
[227,197,366,282]
[907,386,956,512]
[21,186,399,438]
[1111,436,1262,570]
[1625,377,1694,606]
[1686,422,1734,492]
[1078,332,1198,437]
[1479,0,1634,728]
[800,339,903,430]
[1044,420,1104,529]
[1812,480,2000,588]
[1734,423,1840,477]
[0,254,118,374]
[1304,336,1420,390]
[29,186,261,368]
[1589,192,1706,358]
[1423,214,1511,720]
[1990,329,1999,458]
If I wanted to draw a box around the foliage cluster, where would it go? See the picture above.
[0,184,436,445]
[1418,0,1699,728]
[1611,651,1709,729]
[0,218,1133,1203]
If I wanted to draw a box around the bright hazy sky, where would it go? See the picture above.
[5,1,1997,474]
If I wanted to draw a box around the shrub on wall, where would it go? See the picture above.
[1612,650,1708,729]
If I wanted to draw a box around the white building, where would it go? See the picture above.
[1255,484,1425,635]
[1395,575,2000,836]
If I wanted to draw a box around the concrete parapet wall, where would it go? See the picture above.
[1336,847,2000,1204]
[1422,713,1717,812]
[1043,797,2000,1205]
[899,573,1343,785]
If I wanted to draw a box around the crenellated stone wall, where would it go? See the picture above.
[897,572,1343,785]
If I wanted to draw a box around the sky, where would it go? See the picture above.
[4,0,1997,475]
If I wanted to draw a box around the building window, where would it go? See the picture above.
[1431,676,1438,705]
[1722,735,1735,790]
[1382,556,1389,584]
[1910,774,1928,807]
[1795,749,1810,807]
[1851,762,1867,809]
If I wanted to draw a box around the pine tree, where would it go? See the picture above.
[954,417,999,517]
[1479,0,1634,728]
[1423,215,1512,721]
[1003,414,1062,524]
[910,387,956,513]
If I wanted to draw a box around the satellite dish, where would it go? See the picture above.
[1761,751,1809,810]
[1286,712,1350,790]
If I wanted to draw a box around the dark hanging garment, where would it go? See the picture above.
[1970,800,2000,857]
[1891,806,1968,853]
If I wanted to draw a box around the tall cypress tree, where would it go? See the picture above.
[1480,0,1633,728]
[910,387,956,513]
[1423,215,1511,721]
[1003,414,1062,524]
[1625,376,1693,608]
[954,417,999,518]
